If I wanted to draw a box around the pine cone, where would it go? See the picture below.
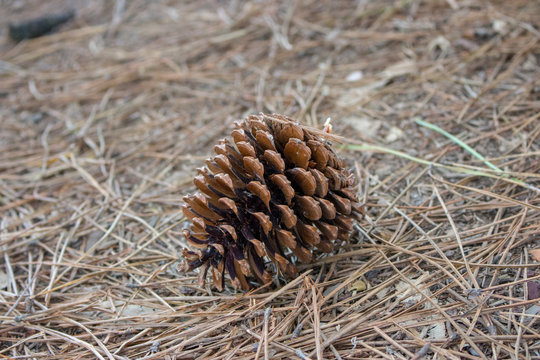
[182,114,364,290]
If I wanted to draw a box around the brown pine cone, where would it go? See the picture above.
[181,113,364,290]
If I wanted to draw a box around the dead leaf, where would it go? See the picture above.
[428,322,446,340]
[527,281,540,300]
[530,249,540,262]
[396,274,431,303]
[385,126,404,143]
[120,304,156,317]
[337,60,416,107]
[341,116,381,138]
[349,279,367,292]
[381,59,417,79]
[428,36,451,57]
[0,271,9,289]
[337,80,386,107]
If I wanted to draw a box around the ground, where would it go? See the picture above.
[0,0,539,359]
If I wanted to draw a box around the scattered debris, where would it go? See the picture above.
[9,10,75,41]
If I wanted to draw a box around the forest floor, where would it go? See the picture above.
[0,0,539,359]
